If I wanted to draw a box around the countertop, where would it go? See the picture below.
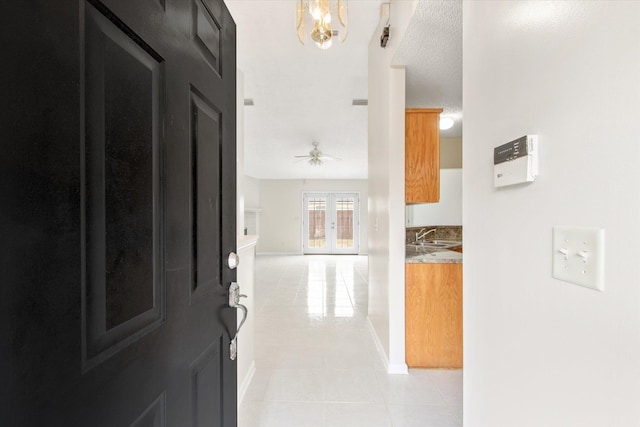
[237,234,259,251]
[405,245,463,264]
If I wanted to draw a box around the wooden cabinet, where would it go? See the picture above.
[405,263,462,368]
[405,108,442,203]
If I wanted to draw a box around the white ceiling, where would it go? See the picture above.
[226,0,462,180]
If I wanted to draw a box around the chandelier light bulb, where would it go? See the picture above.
[316,38,332,49]
[310,6,322,20]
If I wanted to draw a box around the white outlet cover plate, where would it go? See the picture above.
[552,226,605,291]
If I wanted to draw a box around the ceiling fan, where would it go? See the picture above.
[294,141,341,166]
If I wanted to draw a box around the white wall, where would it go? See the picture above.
[441,137,463,169]
[406,169,462,226]
[257,179,369,255]
[367,0,417,374]
[243,175,261,236]
[464,2,640,426]
[244,175,260,208]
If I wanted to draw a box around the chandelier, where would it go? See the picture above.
[296,0,348,50]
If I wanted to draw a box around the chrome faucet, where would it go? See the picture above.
[415,228,437,242]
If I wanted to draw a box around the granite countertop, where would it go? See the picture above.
[405,245,463,264]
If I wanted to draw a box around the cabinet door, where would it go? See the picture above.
[405,108,442,203]
[405,263,462,368]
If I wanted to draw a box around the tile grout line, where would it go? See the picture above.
[243,255,463,427]
[428,370,464,426]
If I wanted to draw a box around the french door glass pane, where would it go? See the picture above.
[335,197,354,249]
[303,193,358,255]
[307,197,326,249]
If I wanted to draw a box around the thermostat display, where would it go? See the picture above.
[494,135,538,187]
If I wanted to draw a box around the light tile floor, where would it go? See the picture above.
[239,255,462,427]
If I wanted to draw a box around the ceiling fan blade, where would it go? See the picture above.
[293,142,338,164]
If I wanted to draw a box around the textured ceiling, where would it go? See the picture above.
[395,0,462,138]
[226,0,462,179]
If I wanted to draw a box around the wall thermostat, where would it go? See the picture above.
[494,135,538,187]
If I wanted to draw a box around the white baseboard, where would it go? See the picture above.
[256,252,301,256]
[366,317,390,372]
[388,362,409,374]
[237,360,256,407]
[367,317,408,375]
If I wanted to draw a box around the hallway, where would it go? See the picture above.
[239,255,462,426]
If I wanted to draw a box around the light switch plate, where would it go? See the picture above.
[552,226,605,291]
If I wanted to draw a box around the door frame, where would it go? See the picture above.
[302,192,360,255]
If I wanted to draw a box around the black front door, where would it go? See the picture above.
[1,0,237,425]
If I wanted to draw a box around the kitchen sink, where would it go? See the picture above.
[407,240,461,249]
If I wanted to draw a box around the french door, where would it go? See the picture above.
[303,193,360,254]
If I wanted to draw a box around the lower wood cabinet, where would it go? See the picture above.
[405,263,463,368]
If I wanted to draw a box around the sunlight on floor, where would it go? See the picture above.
[239,255,462,427]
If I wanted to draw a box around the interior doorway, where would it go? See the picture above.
[303,193,360,254]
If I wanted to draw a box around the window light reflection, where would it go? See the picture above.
[305,259,355,318]
[306,260,325,316]
[334,259,355,317]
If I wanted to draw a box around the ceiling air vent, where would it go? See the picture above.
[352,99,368,106]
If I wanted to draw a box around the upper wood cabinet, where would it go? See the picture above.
[405,108,442,203]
